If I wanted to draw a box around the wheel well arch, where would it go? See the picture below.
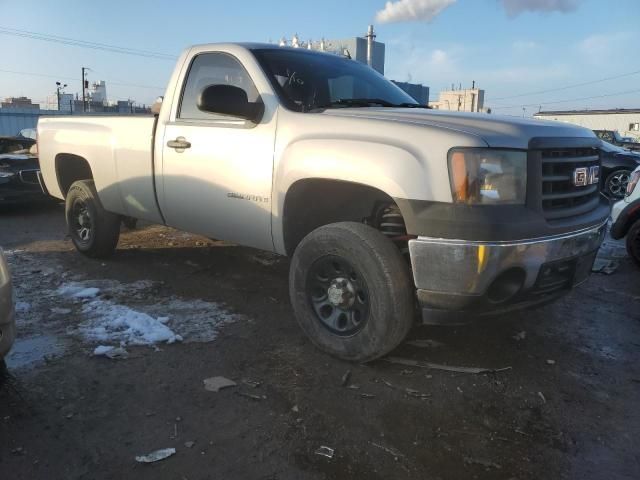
[55,153,94,197]
[282,178,400,256]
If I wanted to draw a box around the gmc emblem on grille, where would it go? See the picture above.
[573,166,599,187]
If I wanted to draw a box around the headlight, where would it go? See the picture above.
[627,168,640,197]
[0,169,15,178]
[448,148,527,205]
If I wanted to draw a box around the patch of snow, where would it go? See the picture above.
[58,284,101,299]
[93,345,115,355]
[93,345,129,359]
[55,279,239,347]
[77,299,182,346]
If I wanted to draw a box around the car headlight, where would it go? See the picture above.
[627,168,640,197]
[0,170,15,178]
[448,148,527,205]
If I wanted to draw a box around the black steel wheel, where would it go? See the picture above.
[605,170,632,199]
[70,198,93,248]
[307,255,370,337]
[289,222,415,362]
[65,180,120,258]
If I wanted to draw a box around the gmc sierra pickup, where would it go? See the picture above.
[38,43,609,361]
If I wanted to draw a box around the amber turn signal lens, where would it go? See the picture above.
[450,151,468,202]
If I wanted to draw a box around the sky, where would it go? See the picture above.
[0,0,638,115]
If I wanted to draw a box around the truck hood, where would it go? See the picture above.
[321,108,597,149]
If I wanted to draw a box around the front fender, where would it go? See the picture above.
[272,138,436,254]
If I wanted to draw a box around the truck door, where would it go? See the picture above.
[159,52,276,251]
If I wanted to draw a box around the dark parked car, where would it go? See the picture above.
[0,135,35,155]
[600,141,640,199]
[0,153,49,204]
[594,130,640,151]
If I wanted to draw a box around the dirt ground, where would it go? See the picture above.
[1,202,639,480]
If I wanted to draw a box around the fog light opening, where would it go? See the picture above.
[487,268,526,304]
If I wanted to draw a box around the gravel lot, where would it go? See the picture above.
[1,202,639,480]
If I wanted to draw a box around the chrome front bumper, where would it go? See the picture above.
[409,221,607,317]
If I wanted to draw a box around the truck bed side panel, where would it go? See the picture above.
[38,116,163,223]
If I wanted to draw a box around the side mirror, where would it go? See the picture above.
[197,84,263,122]
[151,96,163,115]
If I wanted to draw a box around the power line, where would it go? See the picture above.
[491,88,640,110]
[0,68,165,91]
[0,26,176,60]
[489,69,640,101]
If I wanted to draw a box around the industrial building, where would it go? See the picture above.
[280,26,430,105]
[1,96,39,110]
[534,109,640,140]
[430,87,486,113]
[391,81,430,106]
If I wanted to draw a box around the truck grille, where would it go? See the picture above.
[540,147,600,221]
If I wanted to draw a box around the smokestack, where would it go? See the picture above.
[472,80,475,89]
[366,25,376,67]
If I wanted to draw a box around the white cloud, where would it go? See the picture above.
[501,0,582,17]
[376,0,456,24]
[430,49,449,65]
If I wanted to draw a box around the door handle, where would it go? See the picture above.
[167,137,191,151]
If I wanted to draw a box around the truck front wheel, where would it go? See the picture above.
[289,222,415,362]
[65,180,120,258]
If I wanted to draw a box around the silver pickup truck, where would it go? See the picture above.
[38,43,609,361]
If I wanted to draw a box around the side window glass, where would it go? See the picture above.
[179,53,259,120]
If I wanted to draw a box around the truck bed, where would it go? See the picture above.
[38,115,164,224]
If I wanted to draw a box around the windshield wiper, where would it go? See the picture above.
[310,98,429,111]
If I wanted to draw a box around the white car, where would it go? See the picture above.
[611,166,640,266]
[0,248,15,359]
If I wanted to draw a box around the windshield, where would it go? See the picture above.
[252,48,420,112]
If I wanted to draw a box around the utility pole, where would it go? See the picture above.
[81,67,90,112]
[55,81,67,112]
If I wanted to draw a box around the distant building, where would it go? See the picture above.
[321,36,386,75]
[279,28,430,105]
[281,26,385,74]
[45,93,74,112]
[90,81,108,105]
[392,81,430,105]
[431,88,486,113]
[534,108,640,141]
[1,96,39,110]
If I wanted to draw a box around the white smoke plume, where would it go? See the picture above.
[375,0,457,24]
[501,0,582,17]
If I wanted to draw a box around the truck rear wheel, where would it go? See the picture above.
[289,222,415,362]
[626,220,640,268]
[65,180,120,258]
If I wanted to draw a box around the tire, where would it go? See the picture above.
[604,169,632,200]
[626,220,640,268]
[289,222,415,362]
[65,180,120,258]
